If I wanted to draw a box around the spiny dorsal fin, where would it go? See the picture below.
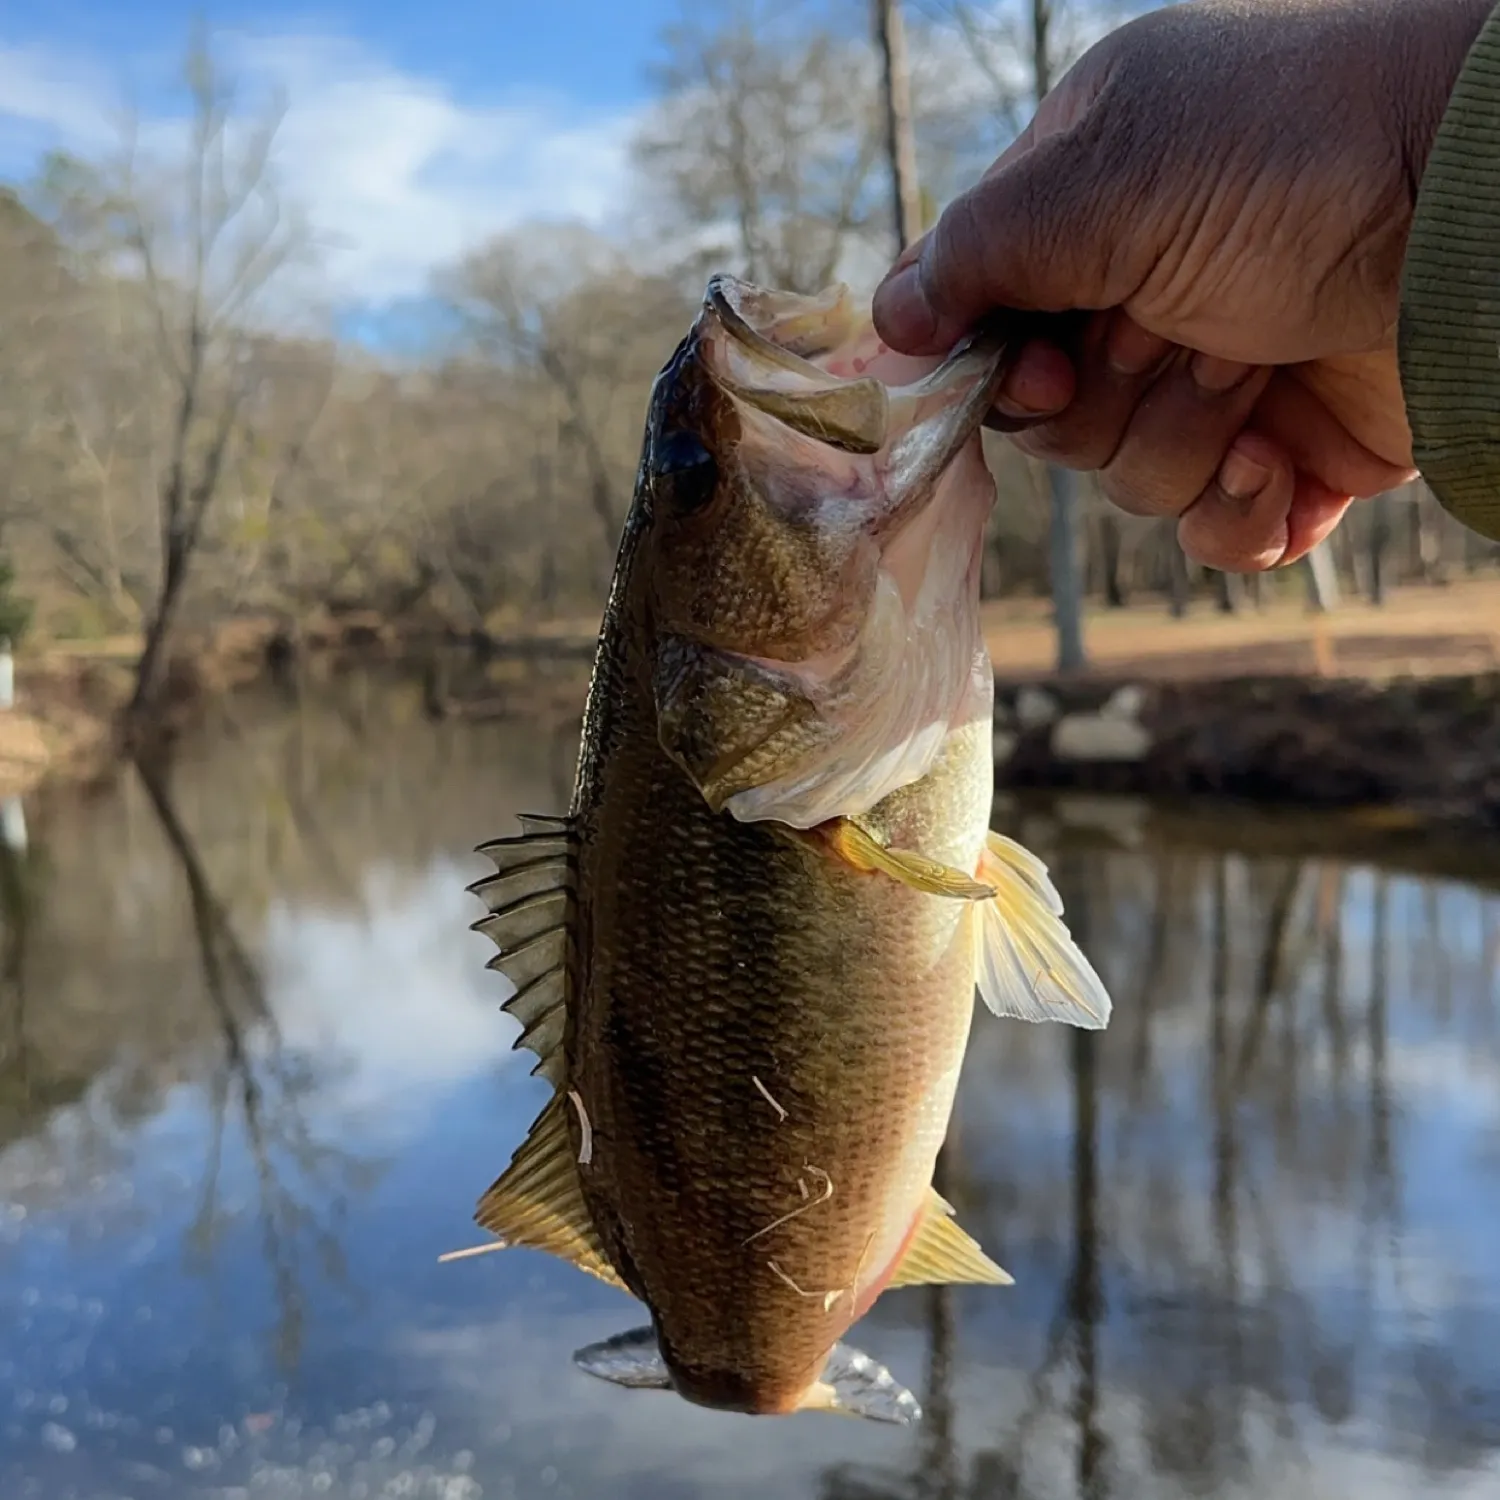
[475,1093,625,1290]
[887,1188,1013,1289]
[972,830,1113,1031]
[469,813,577,1088]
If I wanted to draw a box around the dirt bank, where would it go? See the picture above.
[994,673,1500,831]
[0,657,130,799]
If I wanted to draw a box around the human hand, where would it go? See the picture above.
[872,0,1494,571]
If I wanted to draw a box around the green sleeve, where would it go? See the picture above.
[1399,1,1500,543]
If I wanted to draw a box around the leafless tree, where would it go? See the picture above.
[110,31,322,727]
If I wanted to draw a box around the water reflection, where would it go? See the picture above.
[0,667,1497,1498]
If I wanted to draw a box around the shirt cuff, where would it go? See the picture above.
[1399,1,1500,543]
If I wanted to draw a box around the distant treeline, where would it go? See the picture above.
[0,5,1492,722]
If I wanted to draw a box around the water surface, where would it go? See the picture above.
[2,670,1497,1499]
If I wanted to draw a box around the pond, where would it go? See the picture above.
[2,668,1498,1500]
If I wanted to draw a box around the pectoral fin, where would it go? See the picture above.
[813,818,997,901]
[799,1346,923,1425]
[973,831,1113,1029]
[887,1187,1013,1289]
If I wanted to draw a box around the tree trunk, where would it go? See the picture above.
[127,530,191,723]
[1408,481,1445,585]
[1303,542,1341,612]
[1167,538,1191,618]
[872,0,922,253]
[1099,515,1127,608]
[1031,0,1054,96]
[1368,489,1392,606]
[1048,465,1087,671]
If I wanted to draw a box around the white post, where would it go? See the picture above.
[0,796,27,855]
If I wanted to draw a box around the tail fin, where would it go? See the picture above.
[799,1343,923,1425]
[572,1327,922,1425]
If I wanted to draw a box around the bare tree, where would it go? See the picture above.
[111,31,318,728]
[634,1,886,293]
[442,229,693,600]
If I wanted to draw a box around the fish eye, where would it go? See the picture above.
[653,430,718,514]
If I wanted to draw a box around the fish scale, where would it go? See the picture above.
[455,274,1114,1425]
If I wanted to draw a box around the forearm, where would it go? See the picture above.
[1398,0,1500,543]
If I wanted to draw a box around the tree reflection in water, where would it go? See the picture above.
[133,748,377,1372]
[819,798,1500,1500]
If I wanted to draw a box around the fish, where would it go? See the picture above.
[457,273,1112,1426]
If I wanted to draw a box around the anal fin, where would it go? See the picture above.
[973,829,1113,1030]
[473,1093,625,1291]
[799,1346,922,1425]
[887,1187,1013,1289]
[807,818,996,901]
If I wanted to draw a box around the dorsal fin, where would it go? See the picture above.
[468,813,577,1088]
[475,1093,625,1290]
[887,1188,1013,1289]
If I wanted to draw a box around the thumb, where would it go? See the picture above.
[872,121,1157,355]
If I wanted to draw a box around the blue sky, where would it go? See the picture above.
[0,0,692,331]
[3,0,681,111]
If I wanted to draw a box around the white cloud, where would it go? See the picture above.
[260,854,521,1135]
[0,32,644,308]
[0,8,1148,319]
[0,44,115,150]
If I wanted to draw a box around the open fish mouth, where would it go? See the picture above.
[695,273,1021,490]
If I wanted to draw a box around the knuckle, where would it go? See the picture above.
[1012,418,1118,472]
[924,190,989,320]
[1100,464,1194,519]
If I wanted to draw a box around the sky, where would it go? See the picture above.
[0,0,691,335]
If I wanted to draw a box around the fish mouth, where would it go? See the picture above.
[687,273,1024,546]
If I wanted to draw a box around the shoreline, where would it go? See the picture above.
[992,672,1500,834]
[3,612,1497,839]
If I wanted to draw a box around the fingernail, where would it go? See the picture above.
[1192,353,1253,394]
[1217,449,1269,506]
[890,236,925,273]
[871,263,936,349]
[1106,317,1167,375]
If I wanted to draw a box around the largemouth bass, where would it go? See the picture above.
[461,275,1111,1425]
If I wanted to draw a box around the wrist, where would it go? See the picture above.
[1391,0,1498,200]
